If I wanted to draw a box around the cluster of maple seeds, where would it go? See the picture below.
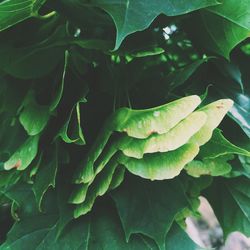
[69,95,233,218]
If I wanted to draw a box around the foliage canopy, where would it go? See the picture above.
[0,0,250,249]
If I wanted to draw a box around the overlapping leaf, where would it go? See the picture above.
[2,182,201,250]
[0,183,73,250]
[19,91,51,136]
[0,0,250,249]
[32,146,58,210]
[111,175,189,250]
[191,0,250,58]
[0,51,71,173]
[0,25,66,79]
[205,177,250,237]
[0,81,30,171]
[57,98,86,145]
[211,59,250,138]
[4,135,39,171]
[0,0,47,32]
[199,129,250,159]
[91,0,219,49]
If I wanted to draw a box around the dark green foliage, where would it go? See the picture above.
[0,0,250,249]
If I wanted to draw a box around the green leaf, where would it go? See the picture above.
[72,39,113,51]
[2,1,250,248]
[32,145,58,210]
[111,175,189,250]
[185,155,233,177]
[199,129,250,159]
[197,0,250,58]
[2,182,39,219]
[38,201,160,250]
[4,135,39,171]
[68,208,201,250]
[209,59,250,137]
[0,170,20,189]
[19,91,50,136]
[0,119,27,169]
[92,0,219,49]
[119,143,199,180]
[29,152,43,179]
[165,223,204,250]
[166,58,210,92]
[223,157,250,178]
[40,205,142,250]
[19,51,69,135]
[0,0,47,31]
[49,50,69,112]
[2,189,157,250]
[205,177,250,238]
[207,0,250,31]
[1,182,73,250]
[239,155,250,177]
[57,99,86,145]
[180,175,213,207]
[0,25,66,79]
[0,83,28,161]
[229,98,250,138]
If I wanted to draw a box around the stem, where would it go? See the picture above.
[35,11,57,20]
[113,89,117,112]
[126,89,132,109]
